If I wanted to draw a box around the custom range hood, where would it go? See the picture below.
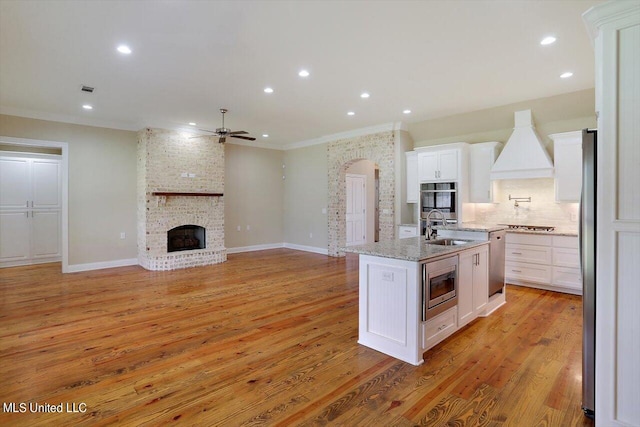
[490,109,554,180]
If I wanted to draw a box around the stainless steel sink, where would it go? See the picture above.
[425,238,469,246]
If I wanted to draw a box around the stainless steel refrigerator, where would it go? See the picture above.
[581,128,596,419]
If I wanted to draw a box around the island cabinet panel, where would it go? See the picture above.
[358,255,422,365]
[457,245,489,328]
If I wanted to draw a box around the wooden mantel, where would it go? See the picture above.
[151,192,223,197]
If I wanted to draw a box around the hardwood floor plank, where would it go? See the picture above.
[0,251,591,426]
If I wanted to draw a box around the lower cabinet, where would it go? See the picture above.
[457,245,489,327]
[422,306,457,350]
[505,233,581,294]
[0,210,61,266]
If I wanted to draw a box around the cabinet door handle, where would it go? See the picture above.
[512,269,522,273]
[512,252,522,255]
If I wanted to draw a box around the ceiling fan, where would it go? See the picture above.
[194,109,256,143]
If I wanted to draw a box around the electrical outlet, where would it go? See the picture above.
[570,212,578,222]
[181,172,188,177]
[322,208,327,214]
[309,232,313,238]
[188,173,195,178]
[246,225,251,231]
[120,232,126,239]
[236,226,241,231]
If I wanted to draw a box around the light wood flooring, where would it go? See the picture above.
[0,249,593,426]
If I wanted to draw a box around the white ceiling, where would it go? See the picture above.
[0,0,602,149]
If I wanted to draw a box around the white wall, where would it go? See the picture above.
[224,143,284,250]
[283,143,328,252]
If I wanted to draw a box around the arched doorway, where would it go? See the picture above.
[327,131,395,256]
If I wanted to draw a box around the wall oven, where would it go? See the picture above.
[422,256,458,320]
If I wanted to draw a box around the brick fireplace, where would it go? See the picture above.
[137,128,227,270]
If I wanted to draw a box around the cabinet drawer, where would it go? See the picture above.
[552,247,580,268]
[552,266,582,290]
[398,226,418,239]
[552,235,578,249]
[506,233,553,246]
[505,261,552,284]
[506,243,552,265]
[423,306,457,350]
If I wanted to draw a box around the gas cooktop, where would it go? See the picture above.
[499,224,556,232]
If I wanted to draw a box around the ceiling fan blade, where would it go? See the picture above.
[219,137,226,143]
[231,135,256,141]
[198,128,218,134]
[229,130,248,135]
[189,135,206,139]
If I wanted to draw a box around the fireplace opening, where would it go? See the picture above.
[167,225,206,252]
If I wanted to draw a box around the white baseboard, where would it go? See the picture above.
[226,242,329,256]
[226,243,285,254]
[283,243,329,255]
[66,258,139,273]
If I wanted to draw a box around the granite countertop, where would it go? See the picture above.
[436,223,508,233]
[505,226,578,237]
[436,222,578,237]
[343,236,488,262]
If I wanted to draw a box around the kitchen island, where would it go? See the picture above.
[345,236,506,365]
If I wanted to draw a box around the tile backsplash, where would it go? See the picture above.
[472,178,579,229]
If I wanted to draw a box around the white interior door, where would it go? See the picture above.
[346,174,366,246]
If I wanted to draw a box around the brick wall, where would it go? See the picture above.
[137,128,227,270]
[327,131,395,256]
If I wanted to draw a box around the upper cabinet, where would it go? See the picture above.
[405,151,418,203]
[469,142,502,203]
[418,147,462,182]
[550,131,582,203]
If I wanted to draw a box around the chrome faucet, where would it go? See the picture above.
[425,209,448,240]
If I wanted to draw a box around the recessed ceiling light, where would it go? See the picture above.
[403,109,412,114]
[347,111,355,116]
[117,45,132,54]
[189,122,196,126]
[82,104,93,110]
[360,92,370,99]
[540,36,556,46]
[262,134,269,138]
[264,87,274,93]
[298,70,310,77]
[560,72,574,78]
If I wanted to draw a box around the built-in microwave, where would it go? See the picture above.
[420,182,457,221]
[422,256,458,320]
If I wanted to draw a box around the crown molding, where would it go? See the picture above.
[0,105,139,131]
[283,121,407,150]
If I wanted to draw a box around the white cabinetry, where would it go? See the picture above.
[469,142,501,203]
[422,306,457,350]
[405,151,418,203]
[550,131,582,202]
[457,245,489,327]
[0,155,62,267]
[417,149,459,182]
[584,3,640,424]
[398,225,418,239]
[505,233,580,294]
